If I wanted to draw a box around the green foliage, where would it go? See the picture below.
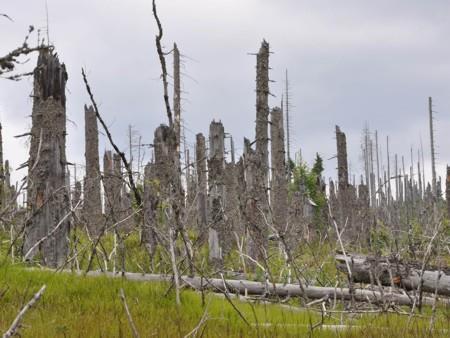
[289,153,325,208]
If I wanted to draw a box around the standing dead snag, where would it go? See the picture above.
[23,50,70,268]
[208,121,226,264]
[334,125,353,239]
[83,105,103,236]
[142,163,158,261]
[103,151,121,227]
[428,97,437,198]
[196,133,208,243]
[255,40,270,185]
[173,43,181,155]
[270,107,288,234]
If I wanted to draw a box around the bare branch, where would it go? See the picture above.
[2,285,46,338]
[152,0,173,127]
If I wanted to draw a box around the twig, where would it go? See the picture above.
[119,288,140,338]
[183,300,210,338]
[2,285,46,338]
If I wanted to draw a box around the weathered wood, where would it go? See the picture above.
[24,50,70,268]
[336,253,450,297]
[208,121,225,263]
[52,270,448,306]
[195,133,208,242]
[270,107,287,234]
[255,40,270,184]
[83,105,102,236]
[142,163,158,258]
[103,150,121,226]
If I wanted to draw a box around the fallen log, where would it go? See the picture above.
[335,253,450,297]
[35,268,449,306]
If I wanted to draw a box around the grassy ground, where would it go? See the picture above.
[1,264,450,337]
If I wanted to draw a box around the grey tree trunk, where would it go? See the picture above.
[195,133,208,243]
[103,150,122,227]
[255,40,270,198]
[429,97,437,197]
[142,163,158,259]
[270,107,287,234]
[24,50,70,268]
[336,253,450,297]
[83,105,103,236]
[208,121,225,264]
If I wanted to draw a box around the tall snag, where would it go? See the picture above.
[23,50,70,267]
[208,121,226,264]
[195,133,208,243]
[270,107,287,234]
[255,40,270,194]
[335,125,353,239]
[83,105,102,236]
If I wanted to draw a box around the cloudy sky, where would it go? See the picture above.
[1,0,449,190]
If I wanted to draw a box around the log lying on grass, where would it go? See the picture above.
[336,253,450,297]
[47,269,448,306]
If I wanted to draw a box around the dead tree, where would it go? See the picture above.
[255,40,270,195]
[173,43,181,158]
[103,151,121,226]
[83,105,102,236]
[195,133,208,243]
[23,50,70,268]
[270,107,287,234]
[208,121,226,264]
[336,253,450,297]
[142,163,158,261]
[243,138,267,261]
[429,97,437,198]
[335,126,352,237]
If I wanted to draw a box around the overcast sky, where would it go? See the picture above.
[1,0,449,190]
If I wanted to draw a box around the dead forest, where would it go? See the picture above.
[1,2,450,337]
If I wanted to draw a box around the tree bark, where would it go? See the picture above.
[336,253,450,297]
[24,50,70,268]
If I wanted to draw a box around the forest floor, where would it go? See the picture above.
[1,264,450,337]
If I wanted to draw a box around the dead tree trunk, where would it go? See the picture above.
[103,150,121,227]
[335,126,352,237]
[83,105,102,236]
[429,97,437,198]
[208,121,225,264]
[243,138,267,262]
[24,50,70,268]
[270,107,287,234]
[254,40,270,229]
[195,133,208,243]
[142,163,158,260]
[255,40,270,184]
[336,253,450,297]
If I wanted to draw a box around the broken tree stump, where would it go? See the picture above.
[23,50,70,268]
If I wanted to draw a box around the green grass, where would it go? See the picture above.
[1,265,450,337]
